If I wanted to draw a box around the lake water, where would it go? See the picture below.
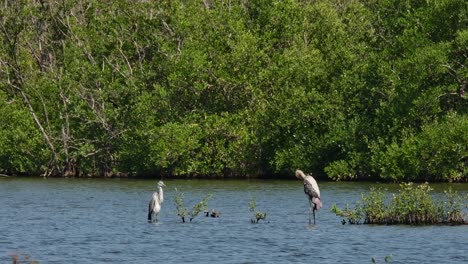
[1,178,467,263]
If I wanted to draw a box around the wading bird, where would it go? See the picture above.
[296,170,322,224]
[148,181,166,222]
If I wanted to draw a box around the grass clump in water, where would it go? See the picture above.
[331,182,467,225]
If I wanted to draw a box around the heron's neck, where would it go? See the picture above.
[158,186,164,203]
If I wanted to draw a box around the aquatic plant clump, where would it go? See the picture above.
[249,197,267,223]
[189,194,213,221]
[331,183,467,225]
[174,189,212,223]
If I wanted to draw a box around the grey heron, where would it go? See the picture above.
[148,181,166,222]
[296,170,322,224]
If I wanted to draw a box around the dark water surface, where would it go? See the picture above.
[1,178,467,263]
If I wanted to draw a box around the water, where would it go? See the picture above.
[1,178,467,263]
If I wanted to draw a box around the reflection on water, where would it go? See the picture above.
[0,178,467,263]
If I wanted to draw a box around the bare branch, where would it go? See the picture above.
[11,82,61,174]
[117,38,133,76]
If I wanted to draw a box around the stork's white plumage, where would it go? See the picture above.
[296,170,322,224]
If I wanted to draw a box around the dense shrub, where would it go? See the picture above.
[370,114,467,182]
[331,183,467,225]
[0,0,466,180]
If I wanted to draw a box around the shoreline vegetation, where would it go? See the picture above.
[0,1,467,182]
[3,173,468,182]
[1,172,467,182]
[331,182,468,225]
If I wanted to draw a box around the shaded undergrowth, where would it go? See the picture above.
[331,183,468,225]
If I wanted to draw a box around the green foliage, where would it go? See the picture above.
[325,160,356,181]
[442,188,467,223]
[174,191,188,222]
[0,97,47,175]
[249,197,267,223]
[174,188,212,223]
[0,0,466,180]
[385,183,440,224]
[249,197,257,212]
[360,187,388,224]
[371,114,467,182]
[331,183,467,225]
[330,203,362,225]
[189,194,213,221]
